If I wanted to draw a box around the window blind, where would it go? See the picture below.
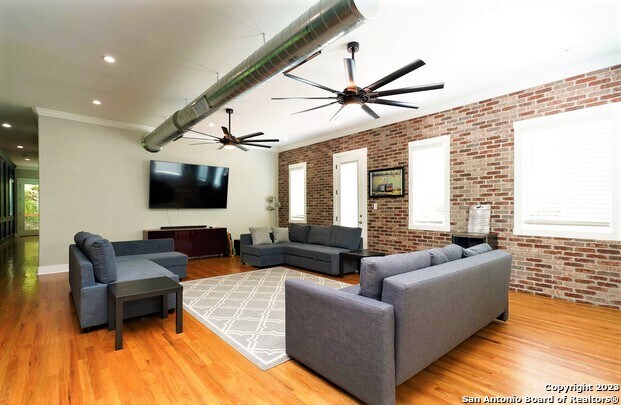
[289,163,306,221]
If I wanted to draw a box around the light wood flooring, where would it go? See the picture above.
[0,237,619,404]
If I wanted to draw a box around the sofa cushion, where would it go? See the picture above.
[463,243,493,257]
[442,244,464,261]
[116,252,188,269]
[289,223,311,243]
[113,259,177,283]
[329,225,362,250]
[82,237,117,284]
[249,227,272,245]
[428,248,449,266]
[360,251,432,300]
[285,243,347,262]
[307,226,332,246]
[271,227,290,243]
[242,243,288,256]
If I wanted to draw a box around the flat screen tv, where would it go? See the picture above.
[149,160,229,209]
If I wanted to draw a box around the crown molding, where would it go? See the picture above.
[33,108,155,133]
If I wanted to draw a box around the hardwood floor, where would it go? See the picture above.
[0,237,619,404]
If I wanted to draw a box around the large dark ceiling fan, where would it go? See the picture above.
[187,108,278,151]
[272,42,444,121]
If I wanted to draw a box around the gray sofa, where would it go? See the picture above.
[240,224,362,276]
[285,247,512,405]
[69,235,188,330]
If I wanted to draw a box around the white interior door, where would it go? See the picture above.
[333,148,367,248]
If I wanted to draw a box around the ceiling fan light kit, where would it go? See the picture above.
[273,41,445,121]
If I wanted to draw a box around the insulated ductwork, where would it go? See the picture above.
[142,0,377,152]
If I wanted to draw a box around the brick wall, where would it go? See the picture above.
[278,65,621,309]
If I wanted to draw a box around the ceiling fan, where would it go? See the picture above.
[272,41,444,121]
[186,108,278,151]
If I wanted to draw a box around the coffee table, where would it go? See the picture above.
[339,249,385,277]
[107,276,183,350]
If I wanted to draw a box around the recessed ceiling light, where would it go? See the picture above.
[2,123,11,128]
[208,122,215,127]
[92,99,102,105]
[24,158,30,161]
[102,55,116,64]
[283,137,289,141]
[17,145,23,149]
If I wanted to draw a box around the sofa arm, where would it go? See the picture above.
[111,238,174,256]
[285,279,396,405]
[239,234,252,258]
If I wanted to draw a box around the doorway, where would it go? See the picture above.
[17,179,39,236]
[333,148,367,248]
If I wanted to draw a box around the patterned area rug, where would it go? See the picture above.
[181,267,349,370]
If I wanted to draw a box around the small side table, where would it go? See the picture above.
[451,232,498,249]
[339,249,385,278]
[107,277,183,350]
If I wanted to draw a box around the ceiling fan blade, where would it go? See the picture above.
[364,59,426,92]
[236,131,264,140]
[344,58,356,90]
[242,143,272,149]
[221,126,230,137]
[185,128,221,140]
[189,141,220,145]
[283,50,322,75]
[376,82,445,97]
[218,144,225,150]
[371,99,420,109]
[240,139,279,143]
[329,105,346,121]
[292,101,338,115]
[234,144,248,152]
[272,97,337,100]
[284,73,340,94]
[361,104,380,119]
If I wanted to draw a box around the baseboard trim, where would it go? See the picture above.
[38,264,69,275]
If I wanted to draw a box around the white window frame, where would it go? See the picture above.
[288,162,307,223]
[408,135,451,231]
[513,103,621,241]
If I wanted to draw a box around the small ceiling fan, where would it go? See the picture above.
[272,41,444,121]
[186,108,278,151]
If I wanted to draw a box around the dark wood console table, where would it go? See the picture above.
[143,227,227,258]
[451,232,498,249]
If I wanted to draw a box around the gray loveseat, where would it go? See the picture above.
[69,233,188,330]
[285,246,512,405]
[240,224,362,276]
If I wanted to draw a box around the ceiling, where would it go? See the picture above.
[1,0,620,164]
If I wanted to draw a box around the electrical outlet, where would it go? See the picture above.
[373,203,378,210]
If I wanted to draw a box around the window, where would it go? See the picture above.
[514,103,621,241]
[409,135,450,231]
[289,162,307,223]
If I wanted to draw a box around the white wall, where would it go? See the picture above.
[38,116,277,268]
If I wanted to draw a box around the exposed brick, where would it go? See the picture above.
[278,65,621,310]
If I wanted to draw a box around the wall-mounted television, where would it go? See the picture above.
[149,160,229,209]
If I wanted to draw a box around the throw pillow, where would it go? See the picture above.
[249,227,272,245]
[463,243,493,257]
[271,227,290,243]
[74,231,100,249]
[81,237,117,284]
[441,244,464,261]
[360,251,432,300]
[428,248,449,266]
[329,225,362,250]
[289,223,311,243]
[307,225,331,246]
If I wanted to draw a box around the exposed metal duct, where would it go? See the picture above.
[142,0,377,152]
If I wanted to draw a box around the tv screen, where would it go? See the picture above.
[149,160,229,209]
